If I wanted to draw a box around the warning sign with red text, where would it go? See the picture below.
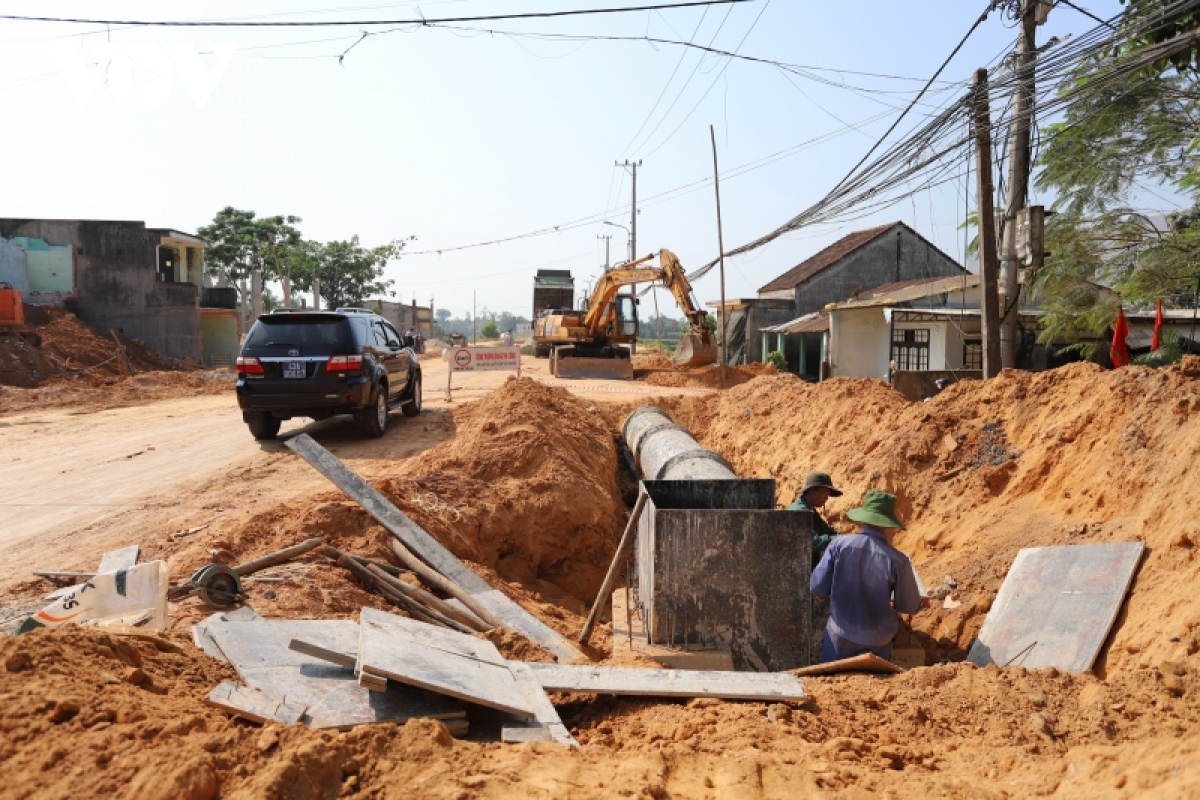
[447,346,521,372]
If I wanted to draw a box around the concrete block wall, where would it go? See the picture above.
[0,219,202,362]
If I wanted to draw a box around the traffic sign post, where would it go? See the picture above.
[443,346,522,403]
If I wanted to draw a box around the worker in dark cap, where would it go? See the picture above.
[787,471,842,563]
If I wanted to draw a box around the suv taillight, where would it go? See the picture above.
[236,356,264,376]
[326,354,364,374]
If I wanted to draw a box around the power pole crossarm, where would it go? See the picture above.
[973,68,1003,380]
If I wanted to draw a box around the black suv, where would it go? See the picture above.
[235,308,422,440]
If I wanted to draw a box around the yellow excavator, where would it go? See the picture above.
[532,248,717,380]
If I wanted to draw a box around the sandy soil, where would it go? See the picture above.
[6,355,1200,799]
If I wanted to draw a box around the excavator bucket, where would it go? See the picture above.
[672,331,718,368]
[552,346,635,380]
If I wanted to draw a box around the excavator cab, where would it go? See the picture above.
[613,294,638,340]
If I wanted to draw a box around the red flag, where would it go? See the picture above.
[1110,306,1130,368]
[1151,298,1164,351]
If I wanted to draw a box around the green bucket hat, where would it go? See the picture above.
[846,489,905,530]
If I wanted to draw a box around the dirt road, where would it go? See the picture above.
[0,353,710,598]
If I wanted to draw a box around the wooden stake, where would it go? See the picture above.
[580,491,649,645]
[233,537,323,577]
[365,563,490,633]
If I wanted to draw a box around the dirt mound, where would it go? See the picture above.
[381,377,625,602]
[655,358,1200,674]
[5,624,1200,799]
[632,348,772,389]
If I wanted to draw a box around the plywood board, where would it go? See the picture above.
[611,590,734,671]
[285,434,585,664]
[792,653,905,677]
[206,619,465,728]
[192,607,263,663]
[507,662,577,747]
[98,545,140,573]
[501,726,552,743]
[525,663,807,701]
[289,627,359,669]
[359,608,534,717]
[967,542,1145,674]
[206,680,306,725]
[359,607,506,666]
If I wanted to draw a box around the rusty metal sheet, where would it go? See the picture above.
[967,542,1145,673]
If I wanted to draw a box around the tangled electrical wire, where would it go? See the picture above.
[690,0,1200,280]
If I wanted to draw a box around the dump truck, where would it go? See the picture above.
[531,270,575,357]
[531,249,717,380]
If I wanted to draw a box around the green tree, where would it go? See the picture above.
[1031,1,1200,344]
[197,207,303,309]
[288,236,408,310]
[480,321,500,339]
[435,308,452,324]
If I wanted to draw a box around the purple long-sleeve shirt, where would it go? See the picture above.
[810,525,922,647]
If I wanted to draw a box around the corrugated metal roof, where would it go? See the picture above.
[830,274,981,309]
[762,310,829,334]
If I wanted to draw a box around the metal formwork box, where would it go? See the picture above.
[634,479,814,671]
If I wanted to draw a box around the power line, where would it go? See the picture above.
[0,1,752,27]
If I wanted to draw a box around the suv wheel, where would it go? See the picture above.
[358,386,388,438]
[247,412,282,440]
[401,372,422,417]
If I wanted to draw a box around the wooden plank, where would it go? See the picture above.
[501,726,552,743]
[98,545,140,573]
[359,607,507,666]
[191,607,263,663]
[357,671,388,692]
[507,662,577,747]
[288,627,360,669]
[206,619,466,729]
[792,653,905,677]
[359,608,534,717]
[206,680,306,725]
[524,663,807,702]
[611,590,734,671]
[967,542,1145,674]
[286,433,585,664]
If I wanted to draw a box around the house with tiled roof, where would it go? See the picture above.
[708,221,966,373]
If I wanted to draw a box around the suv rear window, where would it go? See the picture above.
[245,317,351,348]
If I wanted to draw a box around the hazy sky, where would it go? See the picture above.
[0,0,1135,317]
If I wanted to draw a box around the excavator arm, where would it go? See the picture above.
[579,249,716,367]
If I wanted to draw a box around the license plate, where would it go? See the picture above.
[283,361,306,379]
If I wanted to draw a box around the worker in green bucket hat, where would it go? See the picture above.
[810,489,927,663]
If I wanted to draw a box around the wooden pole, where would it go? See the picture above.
[233,537,323,577]
[710,125,728,389]
[579,491,649,645]
[365,563,491,632]
[385,538,504,629]
[972,69,1003,379]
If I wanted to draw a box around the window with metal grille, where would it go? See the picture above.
[891,328,930,370]
[964,340,983,370]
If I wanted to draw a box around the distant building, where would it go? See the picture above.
[0,218,240,366]
[708,221,967,372]
[367,299,433,338]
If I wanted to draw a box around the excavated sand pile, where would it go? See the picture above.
[10,362,1200,798]
[632,348,770,389]
[656,357,1200,674]
[0,305,230,413]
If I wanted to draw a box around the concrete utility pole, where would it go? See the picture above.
[617,159,642,353]
[999,0,1040,369]
[710,125,728,389]
[597,234,612,270]
[973,68,1003,379]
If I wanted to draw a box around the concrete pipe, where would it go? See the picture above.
[621,406,737,481]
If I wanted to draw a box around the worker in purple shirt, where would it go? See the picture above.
[810,489,927,663]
